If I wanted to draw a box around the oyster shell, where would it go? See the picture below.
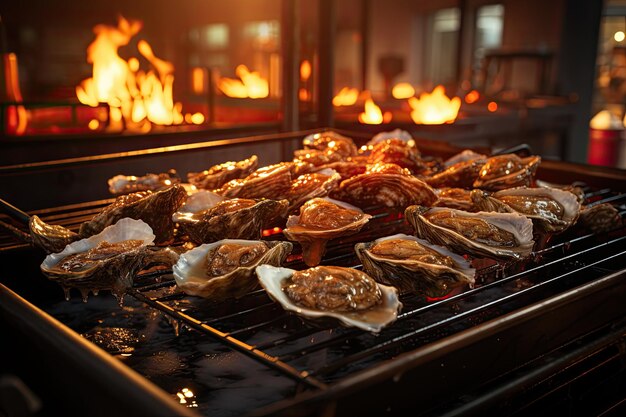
[312,161,367,181]
[405,205,535,260]
[174,191,289,244]
[470,187,581,233]
[283,197,372,266]
[443,150,487,167]
[173,239,292,300]
[293,149,345,166]
[256,265,401,333]
[187,155,258,190]
[356,234,475,297]
[367,139,425,174]
[473,154,541,191]
[29,215,80,254]
[302,131,358,157]
[577,203,623,233]
[216,163,293,199]
[426,158,486,189]
[79,185,186,244]
[332,163,438,209]
[285,169,342,212]
[108,170,180,195]
[41,218,169,297]
[433,188,475,211]
[367,129,413,146]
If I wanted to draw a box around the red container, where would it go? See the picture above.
[588,128,621,167]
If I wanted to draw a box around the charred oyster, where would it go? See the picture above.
[256,265,401,333]
[173,191,289,244]
[108,170,180,195]
[356,234,475,297]
[405,205,534,260]
[173,239,292,300]
[187,155,259,190]
[473,154,541,191]
[283,197,372,266]
[470,187,581,233]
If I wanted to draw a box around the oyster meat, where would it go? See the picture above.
[332,163,438,209]
[256,265,401,333]
[356,234,475,297]
[173,239,292,300]
[108,170,180,195]
[367,139,426,174]
[283,197,372,266]
[427,158,486,189]
[473,154,541,191]
[434,188,475,211]
[405,205,534,260]
[79,185,187,244]
[187,155,259,190]
[174,191,289,244]
[471,187,581,233]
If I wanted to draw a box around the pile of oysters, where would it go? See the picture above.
[30,130,622,333]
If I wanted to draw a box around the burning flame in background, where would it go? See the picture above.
[76,16,203,132]
[408,85,461,125]
[358,97,392,125]
[333,87,359,107]
[218,65,269,99]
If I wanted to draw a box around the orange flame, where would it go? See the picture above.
[465,89,480,104]
[332,87,359,106]
[358,98,392,125]
[408,85,461,125]
[76,16,200,131]
[218,65,269,99]
[392,82,415,99]
[300,60,311,82]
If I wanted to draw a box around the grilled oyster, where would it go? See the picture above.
[367,129,413,147]
[427,158,486,189]
[285,169,342,212]
[29,215,80,254]
[473,154,541,191]
[41,218,174,298]
[187,155,258,190]
[405,205,534,260]
[174,191,289,244]
[312,161,367,181]
[332,163,438,209]
[470,187,581,233]
[79,185,186,244]
[444,150,487,167]
[216,163,293,199]
[302,131,358,157]
[256,265,401,333]
[433,188,475,211]
[283,198,372,266]
[367,139,425,174]
[356,234,475,297]
[577,203,623,233]
[108,170,180,195]
[173,239,292,300]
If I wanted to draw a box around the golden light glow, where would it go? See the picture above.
[88,119,100,130]
[332,87,359,106]
[488,101,498,112]
[392,82,415,99]
[615,31,625,42]
[299,88,310,101]
[465,89,480,104]
[191,67,206,94]
[5,53,27,135]
[75,16,185,131]
[300,60,312,81]
[190,112,205,124]
[358,98,392,125]
[408,85,461,125]
[218,65,269,98]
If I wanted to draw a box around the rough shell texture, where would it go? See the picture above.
[470,187,581,233]
[216,163,293,199]
[433,188,475,211]
[444,150,487,167]
[356,233,475,297]
[473,154,541,191]
[30,215,80,254]
[405,205,535,260]
[426,159,486,189]
[41,218,159,296]
[332,163,438,209]
[302,131,358,157]
[79,185,187,244]
[285,169,342,212]
[367,129,413,146]
[173,239,292,300]
[577,203,623,233]
[283,197,372,266]
[108,170,180,195]
[187,155,258,190]
[366,139,425,174]
[256,265,401,333]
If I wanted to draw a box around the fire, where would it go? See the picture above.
[358,98,392,125]
[465,89,480,104]
[408,85,461,125]
[392,82,415,99]
[218,65,269,99]
[300,60,312,82]
[332,87,359,106]
[76,16,202,131]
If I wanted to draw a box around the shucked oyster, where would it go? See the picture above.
[108,170,180,195]
[405,206,534,260]
[173,239,292,300]
[473,154,541,191]
[283,197,372,266]
[332,163,438,209]
[356,234,475,297]
[187,155,259,190]
[470,187,581,233]
[256,265,401,333]
[173,191,288,244]
[41,218,174,298]
[79,185,187,244]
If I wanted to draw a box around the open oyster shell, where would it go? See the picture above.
[216,163,293,199]
[285,169,342,212]
[174,191,289,244]
[470,187,581,233]
[108,170,180,195]
[187,155,259,190]
[405,205,535,260]
[427,158,486,189]
[173,239,292,300]
[40,218,163,297]
[283,197,372,267]
[29,215,80,254]
[356,233,475,297]
[256,265,401,333]
[473,154,541,191]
